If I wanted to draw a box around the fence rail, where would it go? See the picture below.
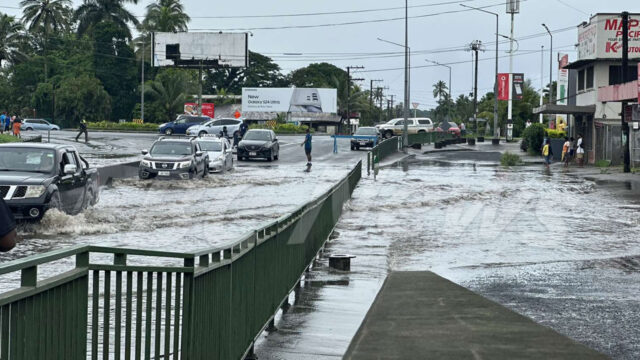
[0,160,362,360]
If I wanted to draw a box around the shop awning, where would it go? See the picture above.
[533,104,596,115]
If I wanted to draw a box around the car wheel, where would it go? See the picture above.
[202,165,208,178]
[26,127,33,131]
[418,130,426,133]
[49,192,62,212]
[384,130,393,139]
[83,188,96,209]
[164,128,173,135]
[267,151,273,162]
[355,145,360,151]
[274,152,279,160]
[199,131,207,137]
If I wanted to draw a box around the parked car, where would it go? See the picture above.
[196,136,233,173]
[351,127,381,150]
[376,117,433,138]
[139,137,209,180]
[435,121,461,137]
[20,119,60,131]
[0,144,99,220]
[186,118,243,138]
[237,129,280,162]
[158,115,210,135]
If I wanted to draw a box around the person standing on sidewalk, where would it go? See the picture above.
[542,141,551,169]
[301,128,312,166]
[576,134,585,167]
[12,117,21,138]
[562,137,571,167]
[76,119,88,143]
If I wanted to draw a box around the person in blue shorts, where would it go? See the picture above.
[301,128,312,166]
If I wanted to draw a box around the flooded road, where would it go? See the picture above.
[256,151,640,360]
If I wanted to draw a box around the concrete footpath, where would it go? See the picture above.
[344,272,608,360]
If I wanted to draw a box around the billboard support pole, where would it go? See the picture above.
[198,61,203,116]
[141,36,145,123]
[622,11,631,173]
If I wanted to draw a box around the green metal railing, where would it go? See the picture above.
[367,132,456,174]
[0,160,362,360]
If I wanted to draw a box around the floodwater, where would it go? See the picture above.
[256,151,640,360]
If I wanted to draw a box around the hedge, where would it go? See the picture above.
[249,123,312,134]
[545,129,567,138]
[87,121,158,132]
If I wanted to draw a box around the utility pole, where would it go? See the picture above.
[346,66,364,134]
[141,36,145,122]
[542,23,553,108]
[540,45,544,123]
[621,12,631,173]
[403,0,410,149]
[470,41,483,136]
[506,0,519,141]
[389,94,395,120]
[376,87,387,123]
[370,79,383,124]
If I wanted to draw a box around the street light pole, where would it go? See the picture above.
[542,24,553,107]
[141,36,145,122]
[540,45,544,123]
[460,4,499,141]
[377,34,410,148]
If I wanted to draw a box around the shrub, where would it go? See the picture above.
[522,123,545,156]
[500,151,522,166]
[87,121,158,132]
[249,123,312,134]
[545,129,566,138]
[0,134,21,144]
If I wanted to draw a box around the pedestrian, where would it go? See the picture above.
[569,137,576,163]
[240,121,249,137]
[12,117,21,138]
[526,120,532,128]
[76,119,88,143]
[0,197,17,252]
[0,112,6,135]
[301,127,312,166]
[576,134,585,167]
[218,126,228,139]
[10,115,15,135]
[562,136,571,167]
[460,122,466,136]
[542,140,551,169]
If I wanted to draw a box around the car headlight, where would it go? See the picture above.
[25,185,46,198]
[178,161,192,169]
[159,123,167,128]
[140,160,151,167]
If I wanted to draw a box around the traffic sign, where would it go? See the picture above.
[412,102,419,109]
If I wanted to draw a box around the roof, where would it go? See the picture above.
[0,143,72,150]
[533,104,596,115]
[157,136,196,142]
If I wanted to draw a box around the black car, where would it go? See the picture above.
[237,129,280,161]
[139,137,209,180]
[351,127,381,150]
[0,144,100,220]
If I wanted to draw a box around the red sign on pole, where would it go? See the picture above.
[497,73,510,101]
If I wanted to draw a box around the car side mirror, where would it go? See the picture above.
[141,149,148,155]
[273,138,278,142]
[196,151,203,157]
[64,164,77,175]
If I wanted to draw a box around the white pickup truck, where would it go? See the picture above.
[375,117,434,139]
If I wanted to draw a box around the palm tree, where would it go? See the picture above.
[432,80,448,102]
[0,14,26,66]
[145,70,191,123]
[142,0,189,32]
[21,0,72,80]
[74,0,139,39]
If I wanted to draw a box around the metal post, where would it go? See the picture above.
[198,61,203,116]
[621,12,631,173]
[507,13,514,129]
[403,0,409,150]
[141,37,145,122]
[540,45,544,123]
[347,66,350,135]
[473,46,479,135]
[493,13,499,140]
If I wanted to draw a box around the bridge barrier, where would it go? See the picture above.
[0,160,362,360]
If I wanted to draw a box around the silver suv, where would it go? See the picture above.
[376,117,433,139]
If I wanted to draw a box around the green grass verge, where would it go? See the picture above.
[0,134,21,143]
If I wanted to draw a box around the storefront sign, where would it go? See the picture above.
[577,14,640,60]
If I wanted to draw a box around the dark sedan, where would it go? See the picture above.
[237,129,280,161]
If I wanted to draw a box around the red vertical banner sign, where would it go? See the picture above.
[497,73,510,101]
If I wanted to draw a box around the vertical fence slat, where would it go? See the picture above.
[173,273,182,360]
[135,272,143,360]
[145,272,153,360]
[103,271,111,360]
[164,273,172,359]
[92,270,99,360]
[155,272,163,358]
[115,270,123,360]
[125,271,133,360]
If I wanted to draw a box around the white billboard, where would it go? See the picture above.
[577,14,640,60]
[242,88,338,113]
[152,32,248,68]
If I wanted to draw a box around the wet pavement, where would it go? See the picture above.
[255,151,640,360]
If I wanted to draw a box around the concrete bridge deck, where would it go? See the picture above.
[343,271,608,360]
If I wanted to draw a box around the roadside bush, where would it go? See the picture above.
[522,123,545,156]
[249,123,312,134]
[500,151,522,166]
[87,121,158,132]
[545,129,566,138]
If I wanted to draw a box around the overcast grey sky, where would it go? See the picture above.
[2,0,639,109]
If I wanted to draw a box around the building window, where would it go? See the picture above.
[578,69,585,91]
[586,66,594,89]
[609,65,639,85]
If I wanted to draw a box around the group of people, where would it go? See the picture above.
[0,112,22,138]
[542,134,585,168]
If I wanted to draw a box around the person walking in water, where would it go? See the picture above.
[562,136,571,168]
[76,119,88,143]
[542,140,551,169]
[576,134,584,167]
[301,128,312,166]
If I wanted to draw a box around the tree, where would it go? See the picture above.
[55,75,111,126]
[204,51,286,95]
[142,0,189,32]
[145,69,192,123]
[74,0,139,39]
[0,14,27,66]
[432,80,448,102]
[20,0,73,80]
[288,62,347,88]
